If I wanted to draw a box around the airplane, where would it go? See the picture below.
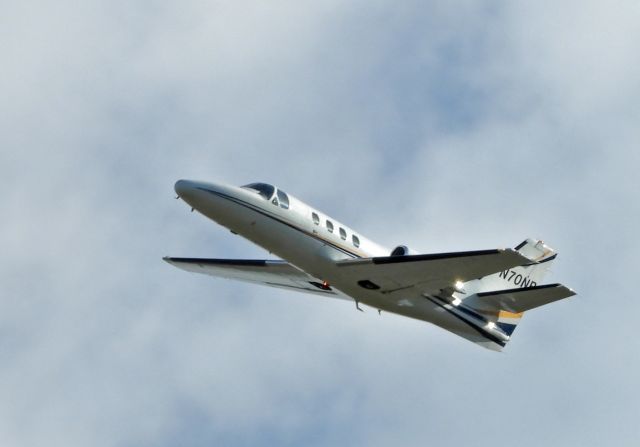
[165,180,576,351]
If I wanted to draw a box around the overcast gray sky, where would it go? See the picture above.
[2,1,639,446]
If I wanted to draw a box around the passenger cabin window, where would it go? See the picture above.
[277,190,290,209]
[352,235,360,248]
[242,183,275,200]
[312,212,320,225]
[326,220,334,233]
[339,228,347,240]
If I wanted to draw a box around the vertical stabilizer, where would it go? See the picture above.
[464,239,556,295]
[456,239,560,348]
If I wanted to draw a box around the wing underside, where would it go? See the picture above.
[335,248,571,350]
[336,248,531,294]
[163,257,345,298]
[166,246,574,351]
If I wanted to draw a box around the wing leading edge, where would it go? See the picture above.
[164,257,344,298]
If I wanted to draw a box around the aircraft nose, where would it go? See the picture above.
[174,179,197,197]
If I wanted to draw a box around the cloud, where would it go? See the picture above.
[1,1,639,446]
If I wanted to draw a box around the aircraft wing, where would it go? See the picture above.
[336,248,563,351]
[336,249,530,295]
[163,257,345,298]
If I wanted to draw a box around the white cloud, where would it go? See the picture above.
[1,1,640,446]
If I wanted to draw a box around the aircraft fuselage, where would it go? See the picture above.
[173,180,488,339]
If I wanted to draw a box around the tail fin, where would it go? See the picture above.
[457,239,569,350]
[464,238,557,295]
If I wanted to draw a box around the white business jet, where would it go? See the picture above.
[165,180,575,351]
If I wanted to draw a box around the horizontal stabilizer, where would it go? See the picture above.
[464,283,575,314]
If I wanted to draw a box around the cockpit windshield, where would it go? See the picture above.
[241,182,275,200]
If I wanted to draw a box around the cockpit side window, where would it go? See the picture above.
[277,190,290,209]
[241,183,275,200]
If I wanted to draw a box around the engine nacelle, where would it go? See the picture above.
[390,245,419,256]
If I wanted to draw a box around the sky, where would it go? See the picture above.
[1,1,639,446]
